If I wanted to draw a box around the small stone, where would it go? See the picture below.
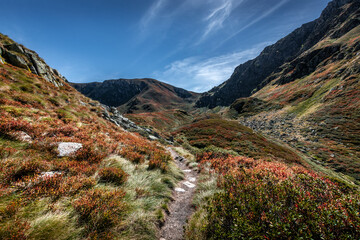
[58,142,83,157]
[175,188,186,192]
[148,135,158,140]
[12,131,32,143]
[40,171,61,178]
[188,177,196,182]
[183,181,195,188]
[183,169,191,173]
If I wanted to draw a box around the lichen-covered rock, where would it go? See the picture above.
[58,142,83,157]
[4,43,24,54]
[3,50,28,69]
[11,131,33,143]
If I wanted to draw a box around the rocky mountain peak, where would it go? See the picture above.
[195,0,360,108]
[0,34,67,87]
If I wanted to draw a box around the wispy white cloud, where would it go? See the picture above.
[220,0,290,46]
[198,0,244,43]
[153,42,270,92]
[140,0,167,29]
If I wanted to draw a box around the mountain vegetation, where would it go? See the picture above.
[0,0,359,239]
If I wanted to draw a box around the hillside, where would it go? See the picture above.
[0,34,183,240]
[1,0,360,238]
[71,78,199,114]
[196,0,360,108]
[227,2,360,184]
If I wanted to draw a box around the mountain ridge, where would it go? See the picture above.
[195,0,359,108]
[71,78,199,113]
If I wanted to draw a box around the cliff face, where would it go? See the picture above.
[195,0,360,108]
[0,34,67,87]
[71,78,199,113]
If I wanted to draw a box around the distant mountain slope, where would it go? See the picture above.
[196,0,360,108]
[71,78,199,113]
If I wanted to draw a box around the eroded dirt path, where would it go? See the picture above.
[160,148,198,240]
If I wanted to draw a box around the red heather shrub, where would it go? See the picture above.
[75,144,106,164]
[72,189,127,234]
[0,118,35,137]
[26,175,95,199]
[198,154,360,239]
[0,219,30,240]
[1,158,48,184]
[148,152,171,172]
[0,146,16,159]
[98,167,128,185]
[120,147,145,164]
[55,160,98,176]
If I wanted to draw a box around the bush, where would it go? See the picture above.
[26,175,95,199]
[2,158,47,184]
[72,189,127,235]
[75,144,106,164]
[98,167,128,185]
[120,147,145,164]
[0,219,30,240]
[148,152,171,172]
[196,154,360,239]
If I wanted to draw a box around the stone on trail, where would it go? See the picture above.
[188,177,196,182]
[175,187,186,192]
[183,181,196,188]
[183,169,191,173]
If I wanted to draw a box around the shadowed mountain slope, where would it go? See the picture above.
[196,0,360,108]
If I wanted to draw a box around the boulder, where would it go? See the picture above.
[4,43,24,54]
[3,50,28,69]
[58,142,83,157]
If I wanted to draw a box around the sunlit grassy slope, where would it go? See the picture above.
[0,44,180,239]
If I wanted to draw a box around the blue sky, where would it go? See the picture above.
[1,0,330,92]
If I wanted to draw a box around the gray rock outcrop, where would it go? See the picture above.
[0,35,67,88]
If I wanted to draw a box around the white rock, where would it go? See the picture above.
[175,187,186,192]
[183,169,191,173]
[58,142,83,157]
[188,177,196,182]
[183,181,196,188]
[12,131,32,143]
[149,135,158,140]
[40,171,61,178]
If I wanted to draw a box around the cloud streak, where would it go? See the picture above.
[140,0,167,29]
[220,0,290,46]
[198,0,244,43]
[154,42,269,92]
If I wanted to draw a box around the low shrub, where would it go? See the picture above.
[98,167,128,185]
[195,154,360,239]
[26,174,95,199]
[75,144,106,164]
[72,189,127,235]
[0,219,30,240]
[120,147,145,164]
[148,152,171,172]
[2,158,47,184]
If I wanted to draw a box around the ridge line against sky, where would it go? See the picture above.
[1,0,330,92]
